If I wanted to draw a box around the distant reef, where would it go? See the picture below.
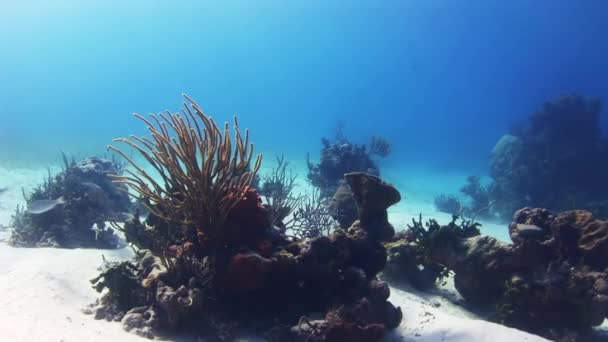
[9,155,132,248]
[435,93,608,221]
[306,124,392,230]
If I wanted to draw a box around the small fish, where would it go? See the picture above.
[0,186,8,195]
[107,211,135,222]
[27,196,67,214]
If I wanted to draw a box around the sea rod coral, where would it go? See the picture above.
[107,94,262,251]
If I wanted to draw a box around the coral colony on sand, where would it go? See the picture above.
[10,155,131,248]
[306,130,391,200]
[88,95,402,341]
[307,130,392,231]
[386,209,608,340]
[384,215,479,291]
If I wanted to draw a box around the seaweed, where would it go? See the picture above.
[259,155,304,231]
[369,136,392,158]
[433,193,462,215]
[288,189,339,239]
[385,214,480,290]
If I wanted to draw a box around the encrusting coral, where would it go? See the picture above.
[89,94,402,341]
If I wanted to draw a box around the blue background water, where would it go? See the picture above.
[1,0,607,174]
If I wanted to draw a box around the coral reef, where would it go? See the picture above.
[257,155,339,239]
[9,156,131,248]
[489,93,608,220]
[307,137,380,199]
[414,207,608,339]
[90,95,402,340]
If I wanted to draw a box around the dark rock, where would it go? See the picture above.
[508,223,546,243]
[344,172,400,241]
[92,175,403,341]
[329,181,358,229]
[384,242,446,291]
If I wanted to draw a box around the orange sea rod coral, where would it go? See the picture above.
[108,94,262,248]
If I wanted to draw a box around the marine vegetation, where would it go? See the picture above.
[369,136,392,159]
[407,206,608,340]
[9,155,131,248]
[89,95,402,341]
[490,93,608,220]
[306,130,391,200]
[384,214,479,290]
[433,176,491,219]
[432,193,462,216]
[288,188,339,239]
[459,176,492,218]
[258,155,304,232]
[258,155,339,239]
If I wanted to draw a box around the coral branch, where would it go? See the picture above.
[108,94,262,244]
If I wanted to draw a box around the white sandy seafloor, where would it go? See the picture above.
[0,162,582,342]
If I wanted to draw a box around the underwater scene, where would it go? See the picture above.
[1,1,607,341]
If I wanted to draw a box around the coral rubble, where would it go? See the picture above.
[90,95,402,340]
[10,156,130,248]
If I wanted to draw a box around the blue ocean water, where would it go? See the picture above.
[1,0,607,175]
[1,3,608,340]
